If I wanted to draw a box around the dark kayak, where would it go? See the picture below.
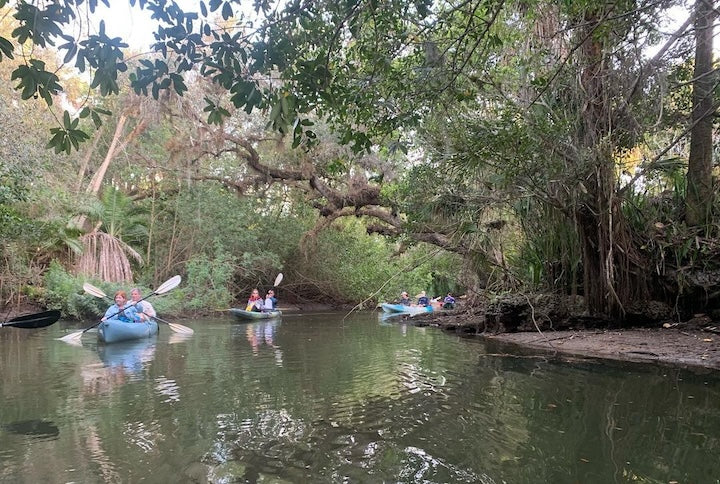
[229,308,282,320]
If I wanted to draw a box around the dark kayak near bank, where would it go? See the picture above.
[229,308,282,320]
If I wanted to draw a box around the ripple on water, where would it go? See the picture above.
[154,376,180,403]
[124,419,162,453]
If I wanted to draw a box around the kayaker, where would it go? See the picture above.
[246,288,263,312]
[443,293,456,309]
[263,289,278,311]
[399,291,411,306]
[416,291,429,306]
[102,290,140,323]
[129,288,157,321]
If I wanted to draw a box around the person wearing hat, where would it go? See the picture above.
[399,291,411,306]
[416,291,429,307]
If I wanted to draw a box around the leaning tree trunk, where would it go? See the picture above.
[685,0,717,226]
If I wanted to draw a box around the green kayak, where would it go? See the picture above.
[229,308,282,320]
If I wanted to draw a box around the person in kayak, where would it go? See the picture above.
[102,290,140,323]
[246,288,263,312]
[416,291,430,307]
[263,289,278,312]
[129,288,157,321]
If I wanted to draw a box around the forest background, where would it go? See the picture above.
[1,0,719,326]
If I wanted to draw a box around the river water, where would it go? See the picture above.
[0,311,718,483]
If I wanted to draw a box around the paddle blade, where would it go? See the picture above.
[153,315,194,335]
[168,322,194,334]
[2,310,61,329]
[83,283,107,299]
[155,275,181,295]
[59,330,84,342]
[274,273,283,287]
[58,335,84,347]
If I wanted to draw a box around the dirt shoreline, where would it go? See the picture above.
[404,311,720,371]
[481,328,720,371]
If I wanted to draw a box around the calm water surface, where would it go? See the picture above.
[1,311,718,483]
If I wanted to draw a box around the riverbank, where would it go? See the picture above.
[482,328,720,371]
[405,312,720,370]
[8,300,720,371]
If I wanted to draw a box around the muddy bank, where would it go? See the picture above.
[482,329,720,371]
[402,295,720,371]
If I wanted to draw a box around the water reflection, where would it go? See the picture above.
[97,338,157,374]
[81,338,157,394]
[2,419,59,441]
[168,331,194,345]
[2,313,720,483]
[240,320,283,365]
[378,311,404,325]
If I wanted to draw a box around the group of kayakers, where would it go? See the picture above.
[102,288,157,323]
[397,291,456,309]
[246,288,278,312]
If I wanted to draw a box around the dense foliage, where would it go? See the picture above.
[1,0,719,323]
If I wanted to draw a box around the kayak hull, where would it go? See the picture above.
[229,308,282,320]
[380,303,433,315]
[98,319,159,344]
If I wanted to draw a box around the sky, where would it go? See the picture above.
[92,2,694,54]
[92,2,161,51]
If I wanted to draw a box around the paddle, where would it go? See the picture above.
[1,310,61,329]
[82,281,194,335]
[59,275,182,342]
[267,272,283,311]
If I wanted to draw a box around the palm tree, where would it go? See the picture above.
[74,187,147,282]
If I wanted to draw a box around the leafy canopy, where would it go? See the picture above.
[0,0,476,153]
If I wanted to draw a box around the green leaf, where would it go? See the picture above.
[221,1,233,20]
[91,111,102,128]
[0,36,14,60]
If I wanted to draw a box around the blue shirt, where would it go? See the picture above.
[104,304,140,323]
[263,296,277,310]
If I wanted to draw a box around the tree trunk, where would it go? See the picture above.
[575,7,646,319]
[685,0,716,226]
[86,114,129,196]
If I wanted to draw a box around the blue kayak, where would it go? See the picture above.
[380,303,433,315]
[229,308,282,320]
[98,319,159,344]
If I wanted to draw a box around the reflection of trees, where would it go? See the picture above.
[208,318,493,480]
[0,335,171,482]
[474,356,720,482]
[81,363,129,395]
[211,321,719,481]
[3,318,720,482]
